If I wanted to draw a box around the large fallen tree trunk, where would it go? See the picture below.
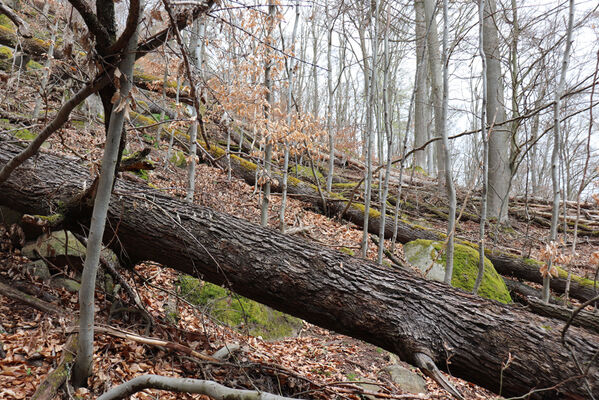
[0,143,598,398]
[201,144,599,303]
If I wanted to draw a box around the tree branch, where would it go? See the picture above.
[104,0,141,55]
[97,375,298,400]
[67,0,112,50]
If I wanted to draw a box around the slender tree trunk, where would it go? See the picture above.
[413,0,428,170]
[71,6,140,387]
[473,0,489,295]
[422,0,446,184]
[325,5,335,193]
[545,0,575,304]
[279,0,300,233]
[260,1,277,227]
[378,7,392,265]
[484,0,510,223]
[440,0,456,284]
[362,1,378,257]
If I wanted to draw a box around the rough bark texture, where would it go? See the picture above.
[0,143,598,398]
[201,144,598,303]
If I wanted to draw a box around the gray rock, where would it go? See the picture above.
[355,381,381,400]
[51,278,80,293]
[22,231,86,259]
[383,364,427,394]
[23,260,50,280]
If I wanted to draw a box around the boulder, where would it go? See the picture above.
[403,239,512,303]
[382,364,428,394]
[22,230,87,268]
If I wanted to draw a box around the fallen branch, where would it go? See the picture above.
[97,374,298,400]
[31,334,78,400]
[0,279,65,315]
[69,324,218,362]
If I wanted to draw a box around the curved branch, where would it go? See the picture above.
[0,75,110,185]
[67,0,111,50]
[97,375,297,400]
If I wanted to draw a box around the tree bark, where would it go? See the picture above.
[194,144,599,303]
[483,0,510,222]
[0,143,598,399]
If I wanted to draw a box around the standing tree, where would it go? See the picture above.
[71,0,142,386]
[484,0,510,223]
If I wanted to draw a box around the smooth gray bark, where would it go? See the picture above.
[71,7,141,386]
[413,0,428,170]
[440,0,456,285]
[473,0,489,295]
[484,0,510,222]
[422,0,446,184]
[98,375,296,400]
[279,0,300,233]
[545,0,575,304]
[260,1,277,227]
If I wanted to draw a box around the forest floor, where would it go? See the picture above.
[1,65,598,400]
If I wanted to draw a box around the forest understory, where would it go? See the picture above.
[1,1,599,399]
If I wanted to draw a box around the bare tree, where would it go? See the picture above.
[544,0,575,304]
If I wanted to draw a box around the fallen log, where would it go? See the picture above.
[0,24,63,59]
[200,143,599,303]
[0,143,598,398]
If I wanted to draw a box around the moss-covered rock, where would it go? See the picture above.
[22,230,87,259]
[178,276,303,339]
[26,59,42,69]
[0,45,13,59]
[404,239,512,303]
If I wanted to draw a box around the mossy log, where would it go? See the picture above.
[1,142,598,398]
[31,334,78,400]
[197,142,599,303]
[0,24,63,59]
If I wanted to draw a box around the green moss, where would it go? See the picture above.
[14,128,36,140]
[133,69,179,88]
[130,111,158,128]
[0,45,13,59]
[351,202,382,219]
[331,182,359,190]
[170,150,187,168]
[405,239,512,303]
[178,276,302,339]
[134,169,150,180]
[71,120,86,128]
[291,164,325,183]
[26,59,42,69]
[232,153,257,172]
[339,247,355,256]
[405,165,428,176]
[0,14,13,28]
